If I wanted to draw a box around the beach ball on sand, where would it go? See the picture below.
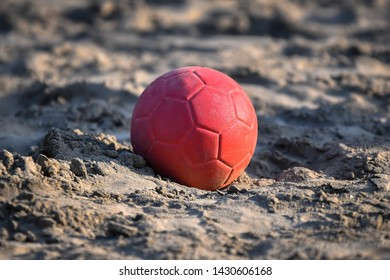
[131,66,257,190]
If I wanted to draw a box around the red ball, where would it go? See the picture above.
[131,66,257,190]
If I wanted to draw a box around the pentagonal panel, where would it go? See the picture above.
[159,66,202,80]
[147,142,188,182]
[182,160,232,191]
[133,79,165,118]
[131,118,155,157]
[189,87,235,133]
[223,154,252,187]
[219,120,252,167]
[230,90,255,127]
[165,72,205,100]
[150,99,193,145]
[180,127,219,165]
[194,67,241,93]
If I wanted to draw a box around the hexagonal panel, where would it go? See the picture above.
[165,72,205,100]
[230,90,255,127]
[182,160,232,191]
[133,79,165,118]
[194,67,241,93]
[219,120,252,167]
[189,87,235,133]
[150,99,193,145]
[131,118,155,157]
[180,127,219,165]
[147,142,188,182]
[224,154,251,186]
[159,66,202,80]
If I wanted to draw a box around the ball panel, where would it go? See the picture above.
[147,142,188,182]
[133,79,166,118]
[150,99,193,145]
[166,72,205,100]
[159,66,202,80]
[230,90,255,127]
[223,154,252,186]
[183,160,232,190]
[219,120,252,167]
[250,115,258,155]
[189,87,235,133]
[179,127,219,165]
[194,67,241,93]
[131,118,155,156]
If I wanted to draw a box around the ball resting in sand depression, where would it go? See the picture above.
[131,66,258,190]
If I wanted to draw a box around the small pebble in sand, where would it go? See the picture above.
[0,150,14,169]
[70,158,88,178]
[36,154,60,177]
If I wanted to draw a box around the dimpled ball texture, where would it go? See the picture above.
[131,66,258,190]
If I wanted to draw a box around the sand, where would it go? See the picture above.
[0,0,389,259]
